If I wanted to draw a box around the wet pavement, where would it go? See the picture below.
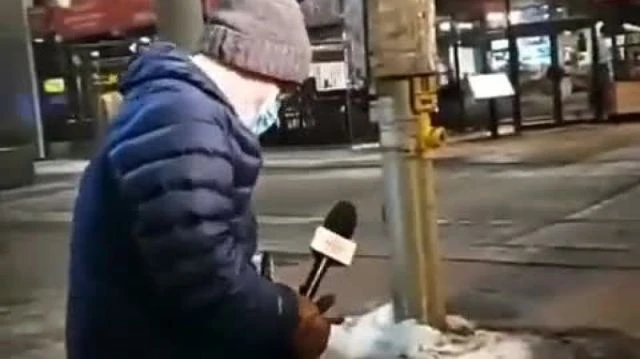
[3,127,640,357]
[0,222,67,358]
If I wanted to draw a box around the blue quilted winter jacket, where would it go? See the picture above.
[66,43,299,359]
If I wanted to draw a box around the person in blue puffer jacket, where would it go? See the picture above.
[65,1,339,358]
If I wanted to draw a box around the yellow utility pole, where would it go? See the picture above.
[154,0,204,51]
[369,0,447,329]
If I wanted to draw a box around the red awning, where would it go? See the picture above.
[27,6,52,38]
[50,1,117,40]
[203,0,221,18]
[113,0,156,33]
[50,0,155,41]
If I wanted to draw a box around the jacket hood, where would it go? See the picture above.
[119,42,229,107]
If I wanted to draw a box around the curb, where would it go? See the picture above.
[263,158,381,170]
[261,157,544,171]
[24,157,567,176]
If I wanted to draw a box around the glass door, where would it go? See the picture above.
[557,27,596,121]
[516,35,555,124]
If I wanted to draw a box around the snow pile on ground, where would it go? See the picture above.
[324,303,534,359]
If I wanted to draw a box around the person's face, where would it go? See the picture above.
[249,81,300,136]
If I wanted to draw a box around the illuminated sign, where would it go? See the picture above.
[43,78,66,94]
[93,73,119,86]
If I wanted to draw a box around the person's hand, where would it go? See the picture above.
[293,294,344,359]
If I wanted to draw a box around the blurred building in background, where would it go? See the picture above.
[434,0,640,132]
[262,0,376,146]
[27,0,157,148]
[9,0,640,157]
[25,0,378,150]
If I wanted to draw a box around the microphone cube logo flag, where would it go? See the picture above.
[310,226,357,266]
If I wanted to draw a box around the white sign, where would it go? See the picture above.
[309,61,347,92]
[467,73,515,100]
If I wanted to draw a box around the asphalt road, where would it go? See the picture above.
[2,146,640,358]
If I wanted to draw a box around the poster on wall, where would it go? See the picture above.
[309,61,348,92]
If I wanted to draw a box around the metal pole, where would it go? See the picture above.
[479,35,499,138]
[154,0,204,51]
[343,32,356,144]
[370,0,447,329]
[452,23,466,132]
[505,0,523,134]
[374,97,414,320]
[548,0,563,125]
[22,0,46,159]
[590,23,605,122]
[549,34,564,125]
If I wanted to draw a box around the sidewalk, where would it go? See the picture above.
[263,123,640,170]
[275,257,640,334]
[28,123,640,175]
[276,256,640,358]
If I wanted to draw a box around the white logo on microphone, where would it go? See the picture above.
[310,226,357,266]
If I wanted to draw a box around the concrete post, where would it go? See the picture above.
[154,0,205,51]
[0,0,41,189]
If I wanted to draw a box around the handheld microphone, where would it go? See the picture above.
[252,252,274,281]
[300,201,358,299]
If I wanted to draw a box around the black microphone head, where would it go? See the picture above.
[323,201,357,239]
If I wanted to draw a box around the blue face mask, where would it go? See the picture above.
[251,97,281,136]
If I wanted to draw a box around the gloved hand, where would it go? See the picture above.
[293,294,344,359]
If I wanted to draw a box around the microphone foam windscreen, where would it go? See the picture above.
[323,201,358,239]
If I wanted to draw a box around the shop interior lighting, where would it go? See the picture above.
[457,22,473,30]
[623,23,640,32]
[439,21,452,32]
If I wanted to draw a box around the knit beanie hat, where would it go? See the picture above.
[198,0,312,85]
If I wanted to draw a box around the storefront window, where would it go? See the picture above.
[514,6,550,24]
[613,32,640,81]
[485,5,550,29]
[553,0,591,20]
[485,0,594,29]
[489,39,509,71]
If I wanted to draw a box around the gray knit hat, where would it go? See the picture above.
[198,0,312,84]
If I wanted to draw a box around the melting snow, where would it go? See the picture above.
[324,303,535,359]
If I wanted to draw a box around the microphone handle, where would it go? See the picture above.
[260,251,273,281]
[300,256,330,299]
